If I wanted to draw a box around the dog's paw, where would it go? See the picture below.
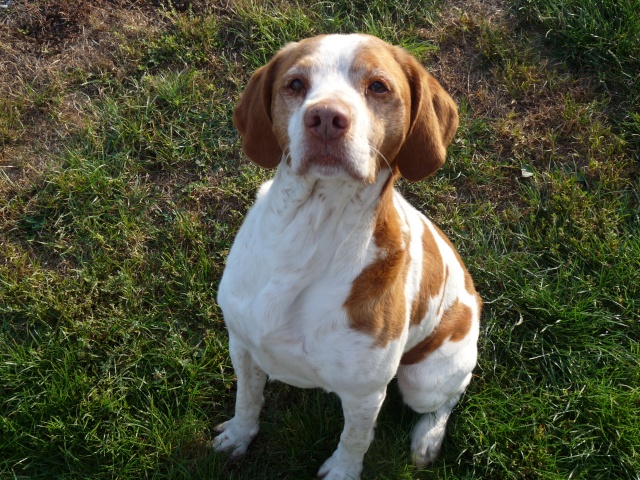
[211,418,258,457]
[317,450,362,480]
[410,413,446,467]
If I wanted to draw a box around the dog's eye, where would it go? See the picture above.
[368,80,389,94]
[288,78,305,93]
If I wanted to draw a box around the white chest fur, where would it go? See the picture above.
[217,164,399,391]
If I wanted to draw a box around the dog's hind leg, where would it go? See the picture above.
[396,316,478,466]
[406,395,462,466]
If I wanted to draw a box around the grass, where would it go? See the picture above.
[1,0,639,478]
[517,0,640,151]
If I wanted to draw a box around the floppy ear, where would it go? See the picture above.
[394,50,459,182]
[233,54,285,169]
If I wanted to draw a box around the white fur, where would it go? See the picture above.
[288,35,374,182]
[214,34,480,479]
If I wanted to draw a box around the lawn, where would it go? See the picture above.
[1,0,638,479]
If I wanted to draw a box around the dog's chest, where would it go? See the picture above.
[217,171,388,389]
[220,256,356,387]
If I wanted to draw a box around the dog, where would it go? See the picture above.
[214,34,481,480]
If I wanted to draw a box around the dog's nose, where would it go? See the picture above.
[304,102,351,140]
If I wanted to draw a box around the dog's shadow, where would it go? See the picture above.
[216,379,432,478]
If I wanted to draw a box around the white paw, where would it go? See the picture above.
[410,413,446,467]
[317,450,362,480]
[211,418,258,457]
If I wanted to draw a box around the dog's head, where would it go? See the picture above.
[233,34,458,183]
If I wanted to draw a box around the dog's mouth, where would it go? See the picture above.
[314,153,342,168]
[298,150,365,181]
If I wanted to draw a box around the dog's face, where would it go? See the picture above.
[233,34,459,183]
[271,35,410,183]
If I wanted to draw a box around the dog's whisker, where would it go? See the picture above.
[370,144,393,172]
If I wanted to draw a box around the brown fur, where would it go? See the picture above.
[391,47,459,182]
[409,220,446,326]
[431,223,479,298]
[233,38,324,168]
[350,43,413,177]
[400,300,473,365]
[232,59,283,168]
[344,177,409,347]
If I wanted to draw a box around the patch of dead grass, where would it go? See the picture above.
[0,0,164,191]
[418,0,631,210]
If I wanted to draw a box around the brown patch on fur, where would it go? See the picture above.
[345,177,409,347]
[350,41,413,175]
[465,271,476,297]
[346,36,459,183]
[400,299,473,365]
[409,220,446,326]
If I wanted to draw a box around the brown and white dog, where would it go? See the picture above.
[214,34,481,479]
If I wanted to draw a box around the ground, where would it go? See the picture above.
[1,1,638,479]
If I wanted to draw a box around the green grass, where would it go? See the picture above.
[517,0,640,151]
[1,0,639,478]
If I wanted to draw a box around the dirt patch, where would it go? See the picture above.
[9,0,91,46]
[0,0,164,187]
[1,0,198,49]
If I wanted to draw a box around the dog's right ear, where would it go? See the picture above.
[233,50,289,169]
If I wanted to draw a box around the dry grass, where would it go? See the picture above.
[0,0,163,184]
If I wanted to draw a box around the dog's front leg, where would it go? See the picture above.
[213,335,267,456]
[318,389,387,480]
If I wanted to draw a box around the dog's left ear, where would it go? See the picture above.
[233,47,292,169]
[393,49,459,182]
